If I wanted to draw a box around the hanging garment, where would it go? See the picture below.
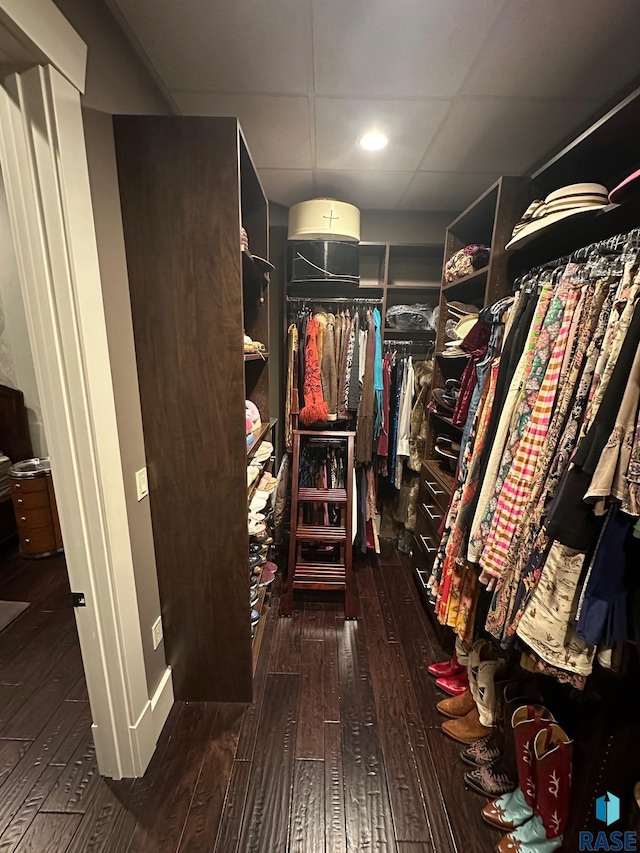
[298,313,308,411]
[585,340,640,511]
[576,504,638,647]
[395,356,414,486]
[373,308,384,440]
[546,298,640,551]
[451,320,492,427]
[408,359,433,471]
[485,278,605,645]
[299,316,329,426]
[377,351,392,459]
[430,361,498,640]
[389,357,404,486]
[321,313,338,421]
[515,541,596,679]
[356,314,375,464]
[285,323,299,453]
[479,273,581,581]
[347,311,361,412]
[337,311,352,419]
[468,283,554,563]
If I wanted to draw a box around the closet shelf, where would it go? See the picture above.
[423,457,456,495]
[435,350,469,359]
[442,265,490,293]
[247,458,272,503]
[246,417,277,459]
[384,327,435,336]
[429,409,463,432]
[244,351,269,362]
[386,282,440,291]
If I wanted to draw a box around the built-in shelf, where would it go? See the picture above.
[442,265,490,293]
[244,351,269,362]
[429,409,463,431]
[247,417,277,458]
[384,327,436,336]
[386,282,441,291]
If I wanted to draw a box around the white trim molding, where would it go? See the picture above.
[0,62,172,778]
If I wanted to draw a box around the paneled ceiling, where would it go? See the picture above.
[108,0,640,212]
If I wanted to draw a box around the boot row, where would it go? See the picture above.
[430,640,573,852]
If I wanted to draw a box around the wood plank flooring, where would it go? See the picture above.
[0,541,502,852]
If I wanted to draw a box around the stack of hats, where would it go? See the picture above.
[506,183,609,250]
[442,301,479,357]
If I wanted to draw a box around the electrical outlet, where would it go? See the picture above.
[152,616,163,650]
[135,467,149,501]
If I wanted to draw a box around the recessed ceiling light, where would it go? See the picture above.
[358,130,388,151]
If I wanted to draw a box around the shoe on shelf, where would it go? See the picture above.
[436,669,469,696]
[250,608,260,627]
[250,532,273,545]
[436,688,476,719]
[250,543,269,557]
[441,706,492,744]
[250,587,260,607]
[249,553,266,570]
[428,653,465,679]
[259,566,275,586]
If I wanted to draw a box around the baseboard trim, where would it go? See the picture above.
[128,666,174,777]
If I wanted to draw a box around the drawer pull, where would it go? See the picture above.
[24,538,30,544]
[20,517,26,522]
[419,534,437,554]
[422,503,442,522]
[426,479,445,496]
[17,499,23,505]
[14,483,20,490]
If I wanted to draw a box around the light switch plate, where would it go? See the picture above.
[135,467,148,501]
[152,616,163,650]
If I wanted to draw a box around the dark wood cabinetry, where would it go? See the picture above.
[114,116,269,702]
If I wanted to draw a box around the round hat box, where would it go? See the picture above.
[288,198,360,242]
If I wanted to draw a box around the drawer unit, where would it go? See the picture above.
[12,490,51,510]
[417,486,445,539]
[10,458,63,559]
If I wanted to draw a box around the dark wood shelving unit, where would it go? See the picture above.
[244,351,269,362]
[247,417,276,458]
[114,116,270,702]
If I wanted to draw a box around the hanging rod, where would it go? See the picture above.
[286,296,383,304]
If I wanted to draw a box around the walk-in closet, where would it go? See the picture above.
[3,2,640,852]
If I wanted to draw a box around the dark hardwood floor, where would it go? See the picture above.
[0,540,500,852]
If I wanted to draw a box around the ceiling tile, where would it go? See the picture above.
[420,97,599,174]
[462,0,640,100]
[314,98,449,171]
[112,0,311,93]
[312,0,506,98]
[314,170,414,210]
[399,171,502,211]
[258,169,314,207]
[173,94,312,169]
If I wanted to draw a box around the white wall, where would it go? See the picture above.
[0,173,46,457]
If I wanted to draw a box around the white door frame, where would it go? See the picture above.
[0,1,173,778]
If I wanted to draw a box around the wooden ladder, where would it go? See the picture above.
[280,429,358,619]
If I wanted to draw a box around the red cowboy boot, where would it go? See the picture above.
[482,705,555,832]
[532,724,573,842]
[495,723,572,852]
[428,653,465,679]
[436,668,469,696]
